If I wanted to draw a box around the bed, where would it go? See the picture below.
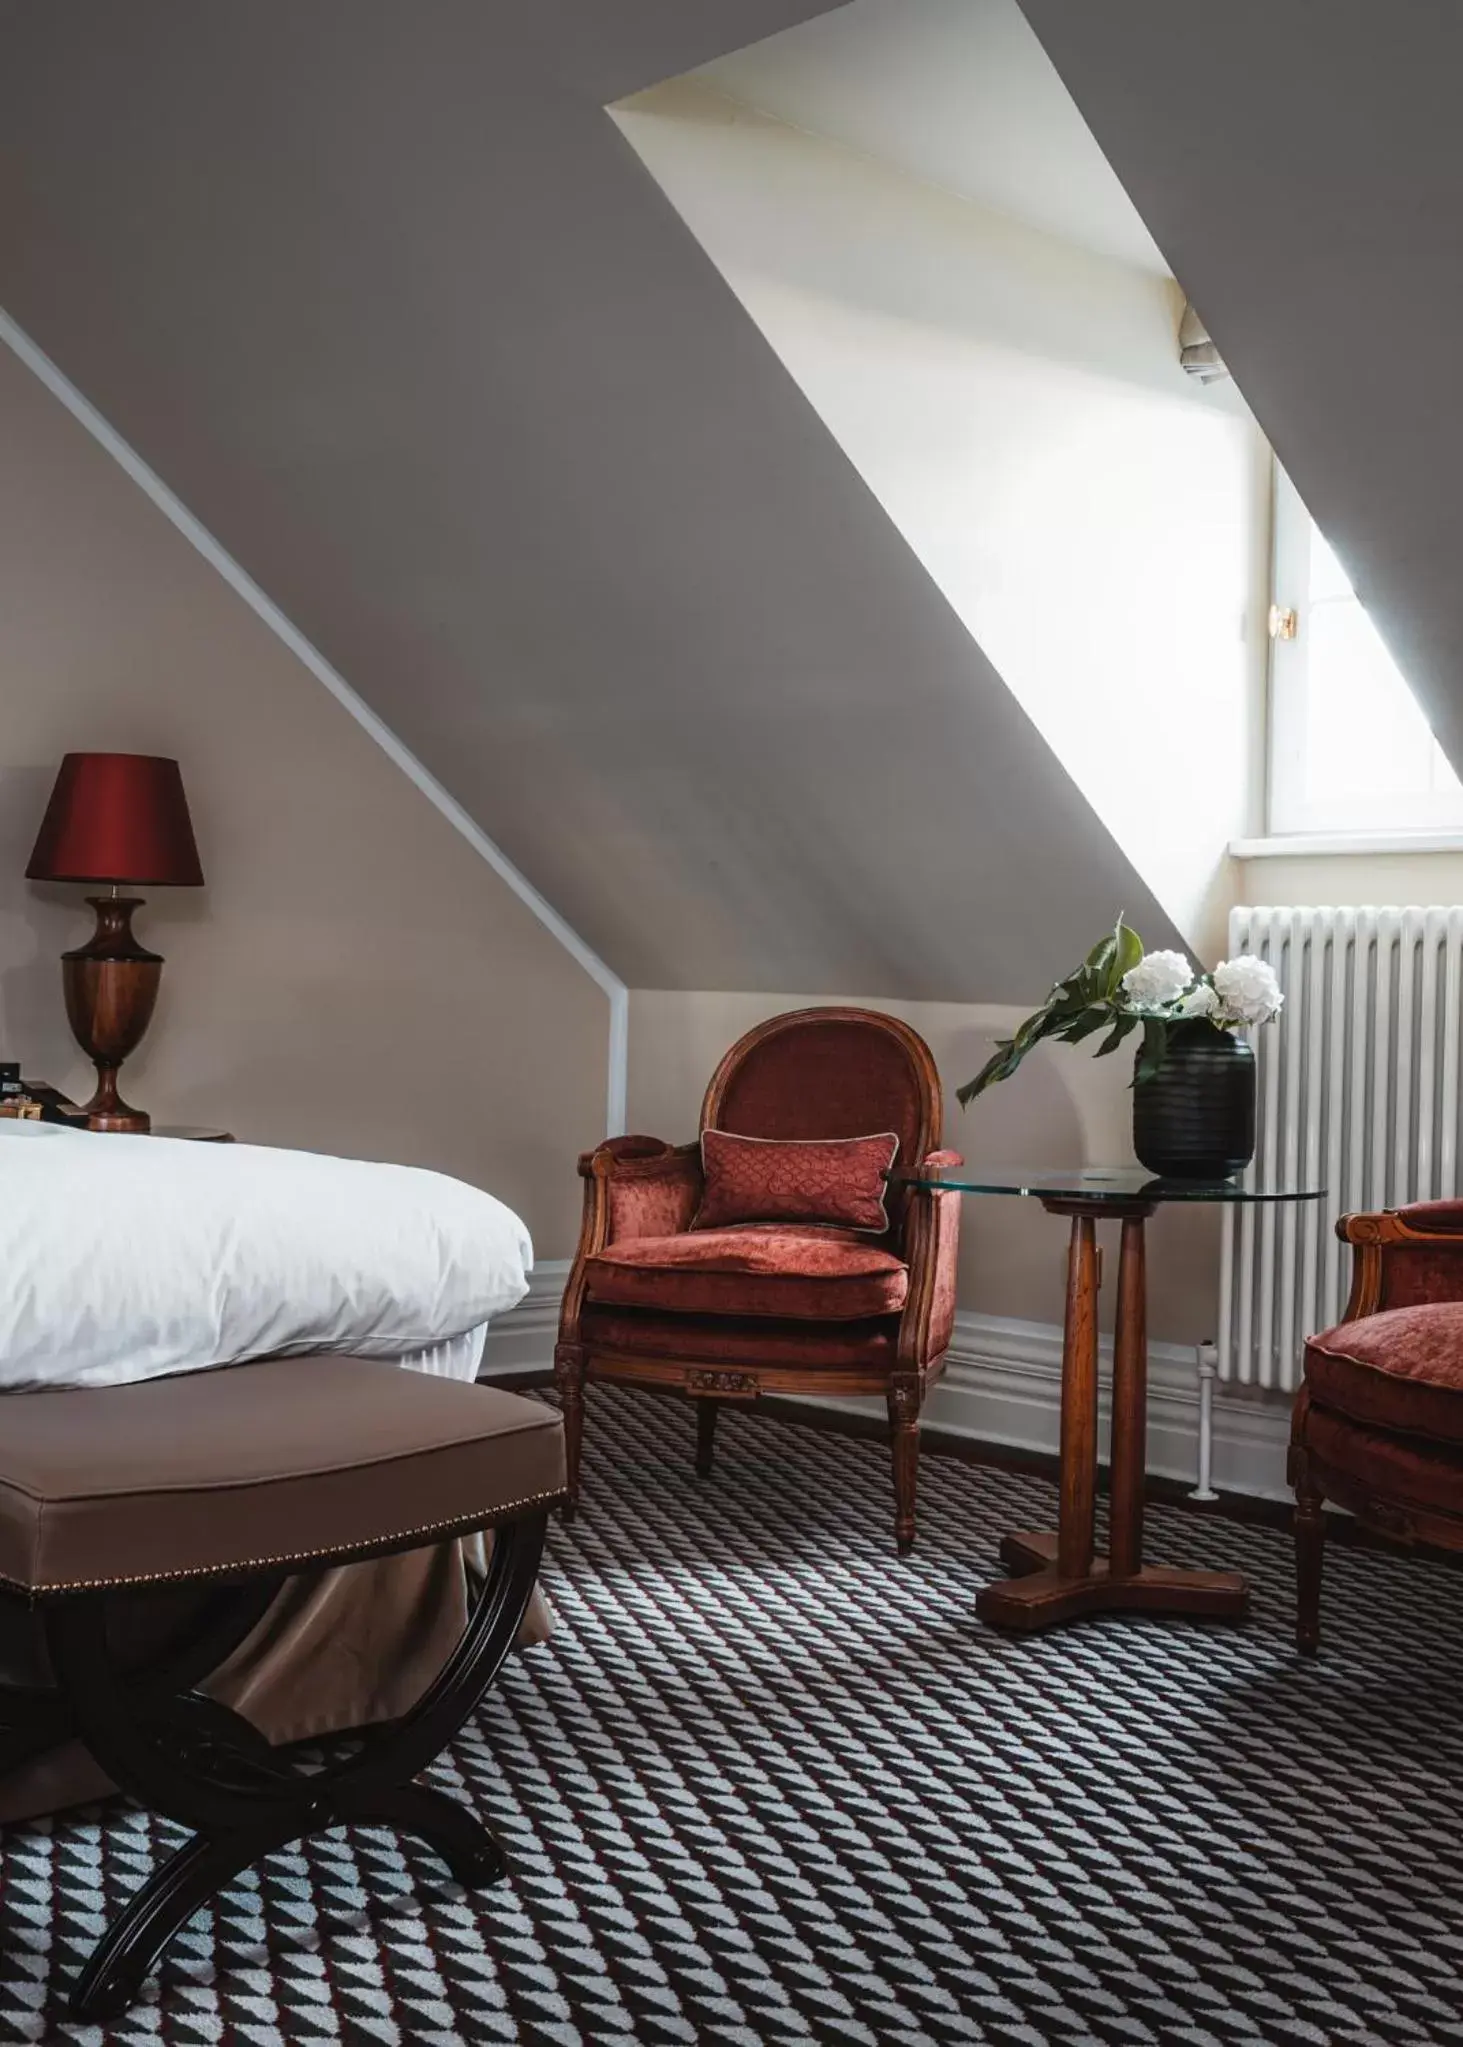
[0,1120,542,1820]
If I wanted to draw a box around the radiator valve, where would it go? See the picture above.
[1191,1340,1220,1503]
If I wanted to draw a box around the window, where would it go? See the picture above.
[1268,466,1463,835]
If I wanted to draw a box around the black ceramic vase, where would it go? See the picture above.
[1132,1020,1256,1180]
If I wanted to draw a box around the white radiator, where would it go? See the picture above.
[1217,905,1463,1391]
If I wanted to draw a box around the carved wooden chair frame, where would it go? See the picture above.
[554,1007,960,1553]
[1292,1205,1463,1651]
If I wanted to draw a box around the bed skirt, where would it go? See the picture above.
[0,1536,550,1822]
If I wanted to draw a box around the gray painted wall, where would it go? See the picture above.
[0,343,608,1252]
[0,1,1169,998]
[1021,0,1463,778]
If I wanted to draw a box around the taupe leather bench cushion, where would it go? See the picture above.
[0,1356,566,1597]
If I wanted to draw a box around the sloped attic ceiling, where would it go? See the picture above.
[0,0,1172,999]
[1021,0,1463,781]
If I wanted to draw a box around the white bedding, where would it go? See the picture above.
[0,1121,532,1391]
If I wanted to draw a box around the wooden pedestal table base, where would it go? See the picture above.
[975,1197,1250,1634]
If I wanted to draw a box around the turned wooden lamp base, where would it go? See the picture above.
[26,755,203,1133]
[76,1065,154,1135]
[61,898,163,1136]
[975,1197,1251,1637]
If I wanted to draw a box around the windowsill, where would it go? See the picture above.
[1231,830,1463,859]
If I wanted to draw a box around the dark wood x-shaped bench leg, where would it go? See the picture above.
[1,1513,547,2021]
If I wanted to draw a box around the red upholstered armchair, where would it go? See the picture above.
[554,1008,962,1552]
[1293,1201,1463,1650]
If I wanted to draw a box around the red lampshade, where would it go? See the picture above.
[26,753,204,887]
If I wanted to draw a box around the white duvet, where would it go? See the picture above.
[0,1121,532,1391]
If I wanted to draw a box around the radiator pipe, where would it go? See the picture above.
[1191,1340,1220,1502]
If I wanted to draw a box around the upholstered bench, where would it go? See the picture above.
[0,1355,565,2019]
[1292,1201,1463,1651]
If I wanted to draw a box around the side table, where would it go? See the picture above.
[893,1165,1325,1633]
[17,1082,233,1142]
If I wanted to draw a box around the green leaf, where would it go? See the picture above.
[1046,990,1094,1027]
[1058,1005,1116,1046]
[1113,916,1144,983]
[1096,1011,1140,1057]
[959,996,1074,1102]
[1133,1017,1170,1087]
[1010,1004,1056,1050]
[956,1041,1018,1104]
[957,914,1147,1103]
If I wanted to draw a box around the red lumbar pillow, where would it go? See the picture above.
[693,1128,901,1234]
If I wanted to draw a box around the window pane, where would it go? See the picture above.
[1302,592,1457,808]
[1269,474,1463,833]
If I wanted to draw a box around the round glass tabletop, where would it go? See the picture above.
[892,1165,1326,1205]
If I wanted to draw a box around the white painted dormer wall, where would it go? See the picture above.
[616,77,1271,965]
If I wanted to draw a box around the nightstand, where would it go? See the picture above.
[16,1083,233,1142]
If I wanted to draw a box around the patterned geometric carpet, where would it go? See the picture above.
[5,1388,1463,2046]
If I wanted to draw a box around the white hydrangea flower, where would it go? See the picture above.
[1175,982,1220,1020]
[1121,949,1194,1008]
[1213,954,1284,1025]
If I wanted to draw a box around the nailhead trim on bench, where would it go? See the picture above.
[5,1486,569,1600]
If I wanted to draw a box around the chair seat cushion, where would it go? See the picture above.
[581,1304,901,1370]
[0,1356,565,1596]
[1302,1399,1463,1519]
[585,1227,909,1321]
[1305,1302,1463,1444]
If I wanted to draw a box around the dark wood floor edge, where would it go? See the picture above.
[755,1397,1461,1563]
[491,1367,1457,1563]
[755,1393,1299,1525]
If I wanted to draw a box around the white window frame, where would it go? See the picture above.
[1265,465,1313,834]
[1267,466,1463,838]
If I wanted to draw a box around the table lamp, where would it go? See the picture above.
[26,753,204,1133]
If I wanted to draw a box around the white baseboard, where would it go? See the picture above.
[928,1313,1292,1502]
[480,1270,1294,1502]
[478,1260,571,1380]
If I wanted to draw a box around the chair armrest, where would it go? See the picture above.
[897,1172,962,1370]
[919,1149,964,1172]
[575,1133,680,1174]
[559,1138,703,1344]
[576,1136,704,1245]
[1398,1200,1463,1233]
[1336,1206,1463,1320]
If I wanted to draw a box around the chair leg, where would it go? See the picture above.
[1294,1471,1326,1656]
[887,1378,922,1556]
[694,1398,718,1478]
[553,1344,586,1522]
